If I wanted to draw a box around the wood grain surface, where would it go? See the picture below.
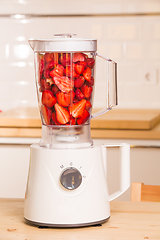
[0,199,160,240]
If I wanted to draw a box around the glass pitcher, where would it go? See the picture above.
[29,34,117,148]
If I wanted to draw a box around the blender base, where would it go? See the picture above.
[24,216,110,228]
[24,143,110,227]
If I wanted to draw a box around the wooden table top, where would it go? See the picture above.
[1,199,160,240]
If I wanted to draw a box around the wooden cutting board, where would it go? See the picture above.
[91,108,160,130]
[0,107,160,130]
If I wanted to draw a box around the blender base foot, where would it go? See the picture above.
[24,216,110,228]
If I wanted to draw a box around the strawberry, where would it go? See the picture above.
[75,88,85,100]
[86,76,94,86]
[54,76,73,93]
[75,61,85,75]
[85,58,95,69]
[52,84,59,95]
[44,69,51,78]
[42,90,57,108]
[73,53,85,62]
[83,67,92,82]
[38,54,44,80]
[44,53,54,63]
[77,109,90,125]
[74,76,85,88]
[55,103,70,125]
[41,105,52,125]
[86,100,92,111]
[70,99,86,118]
[64,64,79,78]
[50,64,64,78]
[80,61,88,69]
[45,60,56,70]
[59,53,71,67]
[56,91,70,107]
[51,111,59,125]
[39,78,51,92]
[81,84,92,99]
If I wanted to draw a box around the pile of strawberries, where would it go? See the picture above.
[37,52,95,126]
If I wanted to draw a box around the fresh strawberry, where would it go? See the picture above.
[85,58,95,69]
[54,103,70,125]
[38,54,44,80]
[75,61,85,75]
[52,84,59,95]
[74,76,85,88]
[86,100,92,111]
[77,109,90,125]
[75,88,85,100]
[39,78,51,92]
[73,53,85,62]
[59,53,71,67]
[56,91,70,107]
[64,64,79,78]
[44,53,54,63]
[54,76,73,93]
[41,105,52,125]
[86,76,94,86]
[80,61,88,69]
[42,90,57,108]
[70,99,86,118]
[44,69,51,78]
[51,111,59,125]
[45,60,56,70]
[83,67,92,82]
[81,84,92,99]
[50,64,64,78]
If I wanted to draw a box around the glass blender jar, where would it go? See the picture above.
[29,34,117,148]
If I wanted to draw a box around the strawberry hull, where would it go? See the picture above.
[36,52,95,126]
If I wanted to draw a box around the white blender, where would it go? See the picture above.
[24,34,130,227]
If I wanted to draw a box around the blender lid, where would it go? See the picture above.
[28,34,97,52]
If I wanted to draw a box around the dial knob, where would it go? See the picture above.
[60,167,82,190]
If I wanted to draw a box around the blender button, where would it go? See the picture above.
[60,167,82,190]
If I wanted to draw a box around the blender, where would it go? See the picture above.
[24,34,130,227]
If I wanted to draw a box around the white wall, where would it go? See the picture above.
[0,0,160,111]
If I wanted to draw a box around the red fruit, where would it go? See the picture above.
[77,109,90,125]
[56,91,70,107]
[87,76,94,86]
[51,111,59,125]
[54,76,73,93]
[39,78,51,92]
[73,53,85,62]
[52,84,59,95]
[64,64,79,78]
[81,85,92,99]
[59,53,71,67]
[41,105,52,125]
[75,88,85,100]
[44,53,54,63]
[55,103,70,125]
[45,60,56,70]
[50,64,64,78]
[86,100,92,111]
[70,99,86,118]
[85,58,95,69]
[83,67,92,82]
[44,69,51,78]
[38,54,44,79]
[80,61,88,69]
[74,76,85,88]
[42,90,57,108]
[75,61,85,75]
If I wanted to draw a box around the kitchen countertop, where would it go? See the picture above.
[0,199,160,240]
[0,107,160,139]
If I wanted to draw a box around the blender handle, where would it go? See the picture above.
[102,143,130,201]
[91,53,118,119]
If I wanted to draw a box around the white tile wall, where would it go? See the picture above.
[0,0,160,111]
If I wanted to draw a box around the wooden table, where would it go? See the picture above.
[0,199,160,240]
